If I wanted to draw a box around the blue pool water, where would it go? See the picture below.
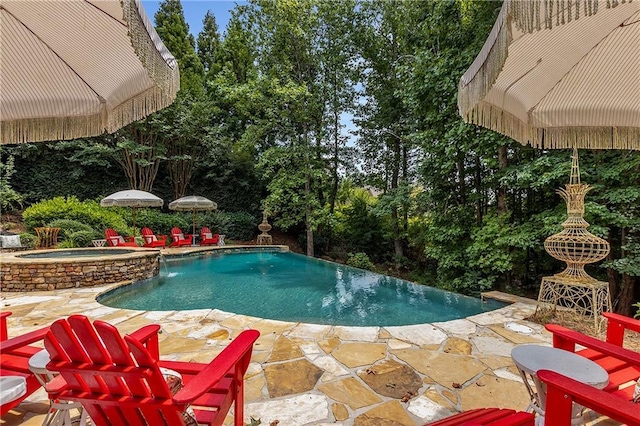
[99,251,505,326]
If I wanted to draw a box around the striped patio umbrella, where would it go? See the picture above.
[169,196,218,237]
[458,0,640,151]
[0,0,179,145]
[100,190,164,236]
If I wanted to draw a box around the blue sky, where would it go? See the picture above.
[141,1,246,37]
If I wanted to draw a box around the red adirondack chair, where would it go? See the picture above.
[105,228,139,247]
[199,227,219,246]
[140,227,167,248]
[43,315,259,426]
[540,369,640,426]
[170,227,193,247]
[426,408,534,425]
[546,312,640,401]
[0,312,49,416]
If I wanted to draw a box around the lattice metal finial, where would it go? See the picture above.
[569,146,581,185]
[543,149,610,282]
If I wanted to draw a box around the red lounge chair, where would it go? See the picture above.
[200,227,219,246]
[170,227,193,247]
[0,312,49,416]
[141,227,167,248]
[426,408,534,425]
[546,312,640,401]
[105,228,139,247]
[43,315,259,426]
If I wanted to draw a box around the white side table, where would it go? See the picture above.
[511,345,608,422]
[217,235,225,246]
[29,349,89,426]
[0,376,26,405]
[92,239,106,247]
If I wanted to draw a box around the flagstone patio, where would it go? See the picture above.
[0,285,620,426]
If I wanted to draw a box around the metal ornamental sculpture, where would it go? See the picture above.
[537,149,611,330]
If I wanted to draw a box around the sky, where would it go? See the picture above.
[141,1,246,37]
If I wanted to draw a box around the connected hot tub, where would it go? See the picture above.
[0,248,160,292]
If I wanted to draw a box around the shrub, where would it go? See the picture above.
[46,218,100,248]
[137,209,189,236]
[23,197,128,232]
[18,233,37,249]
[68,230,97,247]
[346,252,375,271]
[200,211,257,241]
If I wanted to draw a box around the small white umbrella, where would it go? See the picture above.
[100,190,164,236]
[168,195,217,237]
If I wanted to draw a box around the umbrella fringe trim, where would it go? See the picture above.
[510,0,623,34]
[121,0,180,100]
[1,86,176,145]
[458,1,511,119]
[465,102,640,150]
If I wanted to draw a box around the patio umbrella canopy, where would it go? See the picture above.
[169,195,218,237]
[458,0,640,150]
[100,190,164,236]
[0,0,180,145]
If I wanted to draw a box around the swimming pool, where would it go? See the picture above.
[99,251,505,326]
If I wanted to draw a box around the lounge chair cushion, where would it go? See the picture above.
[203,233,212,239]
[176,233,185,240]
[161,368,197,426]
[117,236,125,244]
[0,235,22,248]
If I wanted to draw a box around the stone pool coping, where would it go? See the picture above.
[1,247,618,425]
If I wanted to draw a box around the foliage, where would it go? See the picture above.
[203,211,258,241]
[22,197,128,233]
[47,219,100,248]
[0,152,23,212]
[137,209,189,236]
[18,233,37,249]
[346,252,375,271]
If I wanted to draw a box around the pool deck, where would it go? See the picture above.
[0,248,620,425]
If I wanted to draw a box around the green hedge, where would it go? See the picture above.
[23,197,128,233]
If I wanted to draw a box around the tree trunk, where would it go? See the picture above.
[617,274,636,316]
[497,144,508,215]
[390,134,403,260]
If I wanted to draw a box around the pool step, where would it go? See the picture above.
[481,291,537,305]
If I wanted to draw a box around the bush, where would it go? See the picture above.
[46,219,100,248]
[23,197,128,232]
[137,209,189,236]
[18,233,37,249]
[346,252,375,271]
[200,211,257,241]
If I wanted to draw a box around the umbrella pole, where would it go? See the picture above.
[132,208,137,237]
[192,210,196,240]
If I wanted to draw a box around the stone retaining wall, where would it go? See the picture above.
[1,253,159,292]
